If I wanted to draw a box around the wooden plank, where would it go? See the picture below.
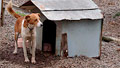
[60,33,68,57]
[98,19,103,59]
[20,6,36,11]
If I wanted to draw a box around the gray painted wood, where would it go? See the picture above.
[55,22,62,55]
[42,9,103,20]
[61,20,102,57]
[36,27,43,50]
[20,0,103,21]
[31,0,98,11]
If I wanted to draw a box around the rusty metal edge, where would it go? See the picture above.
[0,0,3,26]
[99,18,104,59]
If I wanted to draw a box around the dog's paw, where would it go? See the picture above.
[25,58,30,63]
[13,51,17,55]
[31,57,36,64]
[31,60,36,64]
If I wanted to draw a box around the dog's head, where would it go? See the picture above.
[24,13,43,29]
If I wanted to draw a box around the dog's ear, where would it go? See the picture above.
[24,20,28,28]
[25,15,30,22]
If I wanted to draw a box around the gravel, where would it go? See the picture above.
[1,0,120,68]
[4,0,29,7]
[93,0,120,38]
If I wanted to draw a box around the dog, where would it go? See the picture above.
[7,0,43,63]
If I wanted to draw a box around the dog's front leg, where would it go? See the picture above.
[22,38,29,62]
[31,37,36,64]
[28,40,32,54]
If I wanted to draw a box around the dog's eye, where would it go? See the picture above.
[35,19,37,22]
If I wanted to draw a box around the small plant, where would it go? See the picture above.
[16,11,26,16]
[113,12,120,18]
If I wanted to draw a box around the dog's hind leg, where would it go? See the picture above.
[13,32,19,54]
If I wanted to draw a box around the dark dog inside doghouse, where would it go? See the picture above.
[42,20,56,54]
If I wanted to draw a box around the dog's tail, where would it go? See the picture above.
[7,0,21,18]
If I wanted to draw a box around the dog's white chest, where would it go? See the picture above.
[21,19,36,38]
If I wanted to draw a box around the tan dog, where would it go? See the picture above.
[7,0,43,63]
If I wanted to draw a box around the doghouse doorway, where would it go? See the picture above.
[42,20,56,54]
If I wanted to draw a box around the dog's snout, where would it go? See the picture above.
[41,24,43,26]
[37,21,43,27]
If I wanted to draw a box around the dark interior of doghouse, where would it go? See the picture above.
[42,20,56,54]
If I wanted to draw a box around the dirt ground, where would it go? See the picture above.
[1,0,120,68]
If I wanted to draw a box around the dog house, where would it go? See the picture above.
[20,0,103,58]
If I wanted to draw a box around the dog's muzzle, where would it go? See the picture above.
[37,21,43,27]
[28,24,34,31]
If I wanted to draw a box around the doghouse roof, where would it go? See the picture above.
[21,0,103,21]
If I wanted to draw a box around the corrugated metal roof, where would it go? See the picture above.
[29,0,103,20]
[42,9,103,20]
[31,0,99,11]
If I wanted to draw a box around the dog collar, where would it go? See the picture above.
[28,26,34,31]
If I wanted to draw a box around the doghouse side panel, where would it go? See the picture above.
[62,20,102,57]
[36,11,46,50]
[36,27,43,50]
[55,22,62,55]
